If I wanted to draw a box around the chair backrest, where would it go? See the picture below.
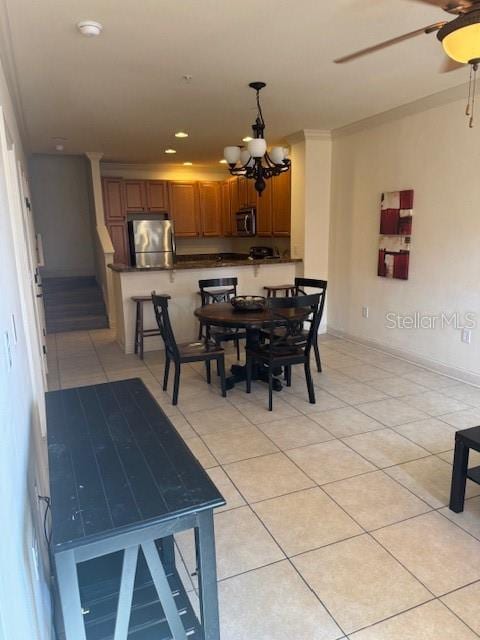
[151,293,180,360]
[198,277,238,305]
[264,293,321,357]
[294,277,327,335]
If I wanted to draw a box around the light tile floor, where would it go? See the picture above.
[46,329,480,639]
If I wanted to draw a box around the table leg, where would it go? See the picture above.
[227,328,283,391]
[55,549,87,640]
[195,511,221,640]
[449,439,470,513]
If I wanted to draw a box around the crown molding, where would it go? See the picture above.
[332,82,470,138]
[85,151,104,162]
[286,129,332,144]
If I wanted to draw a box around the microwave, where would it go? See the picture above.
[235,208,256,236]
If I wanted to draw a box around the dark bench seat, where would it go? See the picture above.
[47,378,225,640]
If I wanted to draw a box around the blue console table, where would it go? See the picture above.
[46,378,225,640]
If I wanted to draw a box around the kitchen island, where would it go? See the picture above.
[109,255,302,353]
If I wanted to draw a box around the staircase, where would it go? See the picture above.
[43,276,109,333]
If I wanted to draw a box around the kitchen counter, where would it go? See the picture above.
[109,257,303,354]
[108,256,301,272]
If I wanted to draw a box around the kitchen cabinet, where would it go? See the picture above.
[102,178,129,263]
[108,224,130,265]
[124,180,146,211]
[238,176,256,208]
[228,177,240,236]
[103,178,125,221]
[221,180,232,236]
[199,182,222,237]
[272,171,291,236]
[256,181,273,237]
[168,181,200,237]
[145,180,169,211]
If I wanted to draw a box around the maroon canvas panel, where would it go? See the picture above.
[393,253,409,280]
[378,249,387,277]
[380,209,400,235]
[399,189,414,209]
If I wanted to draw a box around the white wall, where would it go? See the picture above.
[29,154,96,278]
[0,60,51,640]
[329,98,480,381]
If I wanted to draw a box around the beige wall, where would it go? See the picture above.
[329,98,480,381]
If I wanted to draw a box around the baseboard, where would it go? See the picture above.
[327,326,480,387]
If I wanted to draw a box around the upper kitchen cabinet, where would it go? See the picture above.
[145,180,169,211]
[124,179,169,212]
[199,182,222,237]
[102,178,125,221]
[271,171,291,236]
[124,180,146,211]
[168,181,200,237]
[256,181,273,237]
[221,180,232,236]
[238,176,256,208]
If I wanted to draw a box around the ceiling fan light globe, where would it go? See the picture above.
[224,146,241,165]
[240,149,254,167]
[248,138,267,158]
[442,23,480,63]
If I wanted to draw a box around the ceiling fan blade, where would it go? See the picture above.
[440,56,466,71]
[334,23,445,63]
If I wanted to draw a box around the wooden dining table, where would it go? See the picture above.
[194,302,307,391]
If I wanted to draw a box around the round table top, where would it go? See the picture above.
[194,302,307,329]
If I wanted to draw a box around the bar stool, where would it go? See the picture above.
[449,425,480,513]
[132,296,162,359]
[263,284,296,298]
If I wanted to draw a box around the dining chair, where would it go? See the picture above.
[198,277,246,360]
[294,277,328,372]
[152,292,226,405]
[246,293,321,411]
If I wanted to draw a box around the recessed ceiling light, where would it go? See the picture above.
[77,20,103,37]
[183,162,193,166]
[219,159,227,164]
[164,149,177,154]
[242,136,253,142]
[175,131,189,138]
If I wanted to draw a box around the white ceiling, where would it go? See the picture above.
[1,0,469,164]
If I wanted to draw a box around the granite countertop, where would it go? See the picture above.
[108,255,302,273]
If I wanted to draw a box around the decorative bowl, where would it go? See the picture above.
[231,295,266,312]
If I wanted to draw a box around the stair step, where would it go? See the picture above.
[43,276,108,334]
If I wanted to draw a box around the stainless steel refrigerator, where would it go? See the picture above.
[128,217,176,268]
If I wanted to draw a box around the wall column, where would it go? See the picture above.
[287,130,332,329]
[85,152,116,328]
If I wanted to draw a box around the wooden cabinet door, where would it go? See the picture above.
[102,178,125,222]
[256,181,272,237]
[272,172,291,236]
[146,180,169,211]
[221,180,232,236]
[168,181,200,237]
[246,179,257,207]
[199,182,222,237]
[229,178,240,236]
[124,180,146,211]
[108,223,129,264]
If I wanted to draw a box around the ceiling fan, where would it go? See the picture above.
[334,0,480,124]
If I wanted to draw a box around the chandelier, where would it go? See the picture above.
[223,82,290,195]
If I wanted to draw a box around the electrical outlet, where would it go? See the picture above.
[362,306,369,319]
[462,328,472,344]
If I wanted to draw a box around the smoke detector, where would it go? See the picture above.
[77,21,103,37]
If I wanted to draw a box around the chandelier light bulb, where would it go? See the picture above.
[224,146,241,165]
[240,149,254,167]
[247,138,267,158]
[270,146,285,165]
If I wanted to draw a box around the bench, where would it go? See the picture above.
[47,378,225,640]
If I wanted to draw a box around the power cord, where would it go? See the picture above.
[38,496,59,640]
